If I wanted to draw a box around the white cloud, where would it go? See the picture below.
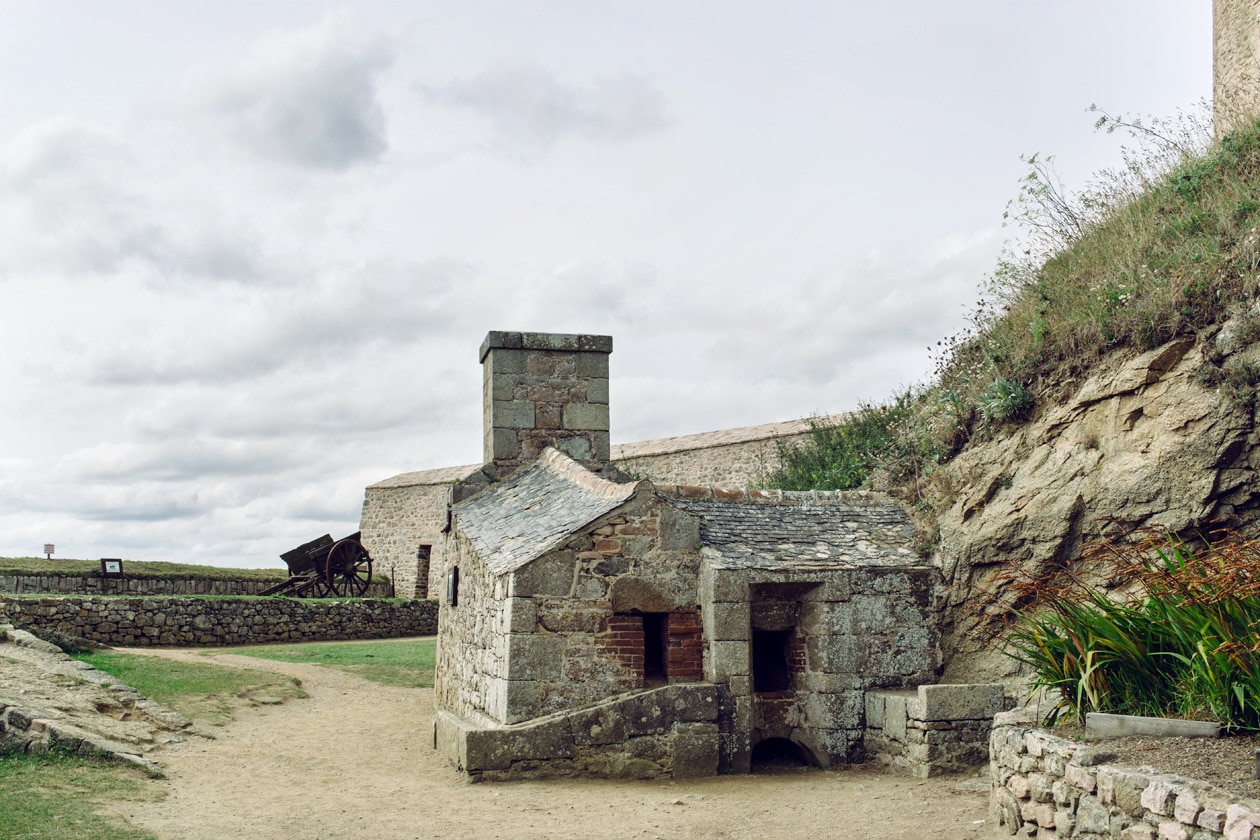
[423,61,670,159]
[192,12,392,169]
[0,116,264,281]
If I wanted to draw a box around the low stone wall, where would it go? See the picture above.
[435,683,724,782]
[990,710,1260,839]
[1,595,436,647]
[0,573,391,598]
[864,684,1007,778]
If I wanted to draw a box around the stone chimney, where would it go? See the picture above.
[480,331,612,478]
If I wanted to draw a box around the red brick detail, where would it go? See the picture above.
[665,611,704,681]
[593,538,621,554]
[788,633,807,675]
[597,614,645,686]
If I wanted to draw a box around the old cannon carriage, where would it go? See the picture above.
[261,532,374,598]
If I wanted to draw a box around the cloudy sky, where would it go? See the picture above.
[0,2,1211,568]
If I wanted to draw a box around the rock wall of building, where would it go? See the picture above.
[990,711,1260,838]
[1,595,436,647]
[435,494,704,725]
[433,531,511,724]
[360,479,457,600]
[700,559,942,771]
[864,684,1006,778]
[1215,0,1260,137]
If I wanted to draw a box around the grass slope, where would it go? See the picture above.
[230,639,437,688]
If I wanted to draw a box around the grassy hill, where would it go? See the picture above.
[766,107,1260,518]
[0,556,288,582]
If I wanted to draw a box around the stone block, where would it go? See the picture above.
[555,436,593,461]
[1174,789,1204,826]
[803,692,863,730]
[660,505,701,552]
[703,601,750,641]
[505,598,538,633]
[1086,713,1221,740]
[1157,821,1191,840]
[509,553,575,597]
[1120,826,1157,840]
[671,722,720,778]
[1064,762,1097,794]
[866,692,886,729]
[883,692,913,742]
[1225,805,1260,840]
[1141,780,1180,816]
[918,683,1005,722]
[805,633,859,674]
[506,634,562,681]
[491,400,535,430]
[586,378,609,405]
[569,705,627,746]
[574,349,610,376]
[563,403,609,432]
[1075,795,1112,835]
[706,641,749,682]
[489,373,517,401]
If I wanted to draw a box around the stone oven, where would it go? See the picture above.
[429,331,944,780]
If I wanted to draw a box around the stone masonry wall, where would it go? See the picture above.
[864,683,1007,778]
[434,682,724,782]
[990,710,1260,839]
[1,595,436,647]
[0,573,390,598]
[360,476,460,600]
[1216,0,1260,137]
[435,493,704,726]
[701,559,941,772]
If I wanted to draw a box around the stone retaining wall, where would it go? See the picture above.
[990,710,1260,839]
[0,573,391,598]
[0,595,436,647]
[864,684,1007,778]
[434,682,724,782]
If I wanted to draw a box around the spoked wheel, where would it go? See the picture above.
[325,539,373,597]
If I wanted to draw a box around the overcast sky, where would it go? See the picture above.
[0,2,1212,568]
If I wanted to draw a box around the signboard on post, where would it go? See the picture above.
[100,558,124,578]
[44,544,54,559]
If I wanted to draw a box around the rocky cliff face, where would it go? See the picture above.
[932,309,1260,683]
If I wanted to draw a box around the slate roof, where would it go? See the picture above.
[453,448,644,575]
[611,413,847,459]
[670,498,922,570]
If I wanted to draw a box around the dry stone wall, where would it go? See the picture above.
[864,684,1007,778]
[0,573,390,598]
[990,711,1260,839]
[1,595,436,647]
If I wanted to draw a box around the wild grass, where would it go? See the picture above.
[74,651,307,725]
[228,638,436,688]
[1005,530,1260,731]
[0,748,160,840]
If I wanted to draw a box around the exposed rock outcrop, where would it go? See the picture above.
[933,311,1260,684]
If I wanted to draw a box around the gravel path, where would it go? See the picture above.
[115,642,993,840]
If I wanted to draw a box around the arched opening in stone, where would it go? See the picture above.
[750,737,817,773]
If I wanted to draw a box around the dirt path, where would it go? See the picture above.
[114,642,993,840]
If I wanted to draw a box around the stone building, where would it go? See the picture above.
[408,331,944,780]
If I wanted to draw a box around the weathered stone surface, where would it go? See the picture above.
[934,334,1260,683]
[918,683,1004,722]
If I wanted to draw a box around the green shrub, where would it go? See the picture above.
[1005,530,1260,731]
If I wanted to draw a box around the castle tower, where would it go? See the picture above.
[479,331,612,478]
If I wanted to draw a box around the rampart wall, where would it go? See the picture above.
[1,595,436,647]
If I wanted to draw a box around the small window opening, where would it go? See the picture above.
[643,612,668,685]
[446,566,459,606]
[752,629,792,692]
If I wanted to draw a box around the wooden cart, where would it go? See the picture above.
[261,532,373,598]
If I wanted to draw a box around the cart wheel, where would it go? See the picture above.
[326,540,373,597]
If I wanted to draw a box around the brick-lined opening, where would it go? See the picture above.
[665,610,703,682]
[599,610,703,687]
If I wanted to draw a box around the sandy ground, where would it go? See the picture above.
[114,641,992,840]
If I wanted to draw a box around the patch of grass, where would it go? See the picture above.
[74,652,307,725]
[0,749,160,840]
[229,639,436,688]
